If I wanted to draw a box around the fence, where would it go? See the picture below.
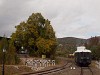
[25,59,55,71]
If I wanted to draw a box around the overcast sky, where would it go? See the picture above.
[0,0,100,38]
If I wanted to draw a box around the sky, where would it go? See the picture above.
[0,0,100,39]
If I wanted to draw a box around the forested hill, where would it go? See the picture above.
[0,36,10,40]
[57,37,87,53]
[57,36,100,53]
[57,37,87,46]
[0,36,87,46]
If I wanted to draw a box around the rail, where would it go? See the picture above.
[80,66,93,75]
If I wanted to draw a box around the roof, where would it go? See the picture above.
[74,46,91,53]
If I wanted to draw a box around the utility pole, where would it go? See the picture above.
[2,48,6,75]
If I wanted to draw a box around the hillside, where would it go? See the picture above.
[0,36,10,40]
[57,37,87,46]
[57,37,87,55]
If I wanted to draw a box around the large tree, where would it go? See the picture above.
[11,13,57,58]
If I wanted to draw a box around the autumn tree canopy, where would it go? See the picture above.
[11,13,57,58]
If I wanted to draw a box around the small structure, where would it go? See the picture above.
[68,53,74,58]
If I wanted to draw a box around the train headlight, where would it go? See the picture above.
[81,57,83,59]
[87,57,89,59]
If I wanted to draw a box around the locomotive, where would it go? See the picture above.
[74,46,91,66]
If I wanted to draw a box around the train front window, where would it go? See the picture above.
[80,52,90,58]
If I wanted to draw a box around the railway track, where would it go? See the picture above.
[80,66,93,75]
[20,61,73,75]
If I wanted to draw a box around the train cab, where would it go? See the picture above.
[74,46,91,66]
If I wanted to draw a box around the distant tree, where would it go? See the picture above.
[0,41,3,64]
[0,35,8,64]
[6,40,20,64]
[86,36,100,60]
[0,36,20,64]
[87,36,99,47]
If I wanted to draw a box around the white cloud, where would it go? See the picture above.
[0,0,100,38]
[0,0,3,5]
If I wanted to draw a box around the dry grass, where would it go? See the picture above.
[0,65,33,75]
[0,57,70,75]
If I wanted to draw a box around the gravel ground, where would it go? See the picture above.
[1,57,99,75]
[34,58,100,75]
[19,57,100,75]
[48,63,100,75]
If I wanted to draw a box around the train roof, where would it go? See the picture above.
[75,49,91,53]
[74,46,91,53]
